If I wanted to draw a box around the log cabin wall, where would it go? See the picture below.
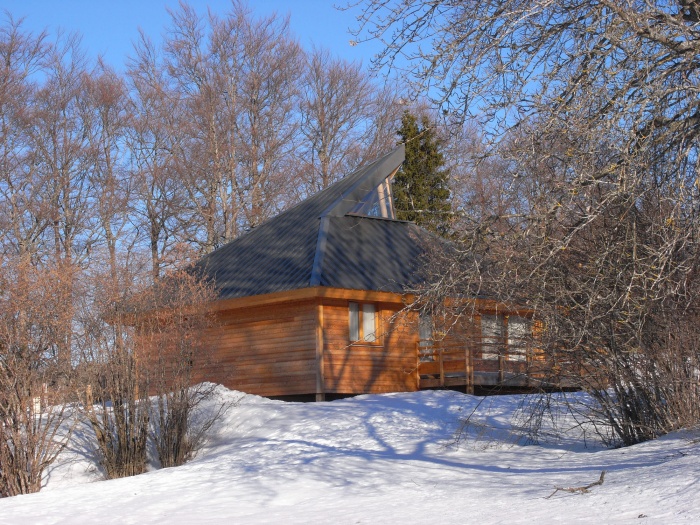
[196,299,318,396]
[321,298,419,394]
[191,289,544,399]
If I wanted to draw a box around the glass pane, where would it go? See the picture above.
[507,316,530,361]
[362,304,376,342]
[347,178,395,219]
[349,189,382,217]
[349,302,359,341]
[481,314,502,360]
[419,313,433,361]
[419,313,432,342]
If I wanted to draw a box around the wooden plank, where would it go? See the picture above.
[218,311,315,325]
[324,379,416,394]
[205,288,546,397]
[211,346,315,359]
[323,346,414,358]
[325,361,416,374]
[419,362,441,375]
[320,298,418,395]
[202,299,319,396]
[214,324,316,337]
[419,378,442,388]
[208,353,315,368]
[232,379,318,397]
[443,361,467,373]
[232,373,316,388]
[466,346,474,394]
[225,360,316,377]
[216,321,316,335]
[212,287,410,313]
[213,332,316,346]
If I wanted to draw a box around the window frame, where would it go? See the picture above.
[480,313,532,361]
[418,311,434,361]
[348,301,380,344]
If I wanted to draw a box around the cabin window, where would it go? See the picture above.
[347,178,395,219]
[349,302,378,342]
[481,313,531,361]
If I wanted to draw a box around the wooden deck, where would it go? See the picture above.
[417,339,579,392]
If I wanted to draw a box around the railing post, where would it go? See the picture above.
[439,347,445,387]
[498,353,505,384]
[465,344,474,395]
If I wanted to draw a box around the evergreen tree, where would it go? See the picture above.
[394,111,451,235]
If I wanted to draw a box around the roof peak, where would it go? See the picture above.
[197,146,421,300]
[320,145,404,218]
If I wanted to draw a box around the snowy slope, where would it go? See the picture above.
[0,387,698,524]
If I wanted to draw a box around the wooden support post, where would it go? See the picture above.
[415,341,421,391]
[315,300,325,402]
[465,345,474,395]
[498,354,505,384]
[526,346,532,388]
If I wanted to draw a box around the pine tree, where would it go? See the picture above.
[394,111,451,235]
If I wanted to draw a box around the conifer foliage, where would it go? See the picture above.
[394,112,451,235]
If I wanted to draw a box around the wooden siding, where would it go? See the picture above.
[321,298,418,394]
[196,299,318,397]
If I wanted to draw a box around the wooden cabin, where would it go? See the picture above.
[192,147,549,400]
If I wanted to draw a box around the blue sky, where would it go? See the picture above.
[1,1,382,69]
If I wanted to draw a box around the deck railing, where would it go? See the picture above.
[417,337,573,392]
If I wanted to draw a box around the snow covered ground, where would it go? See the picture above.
[1,387,698,524]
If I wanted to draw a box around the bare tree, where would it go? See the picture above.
[0,16,50,259]
[82,59,135,289]
[298,47,377,192]
[161,3,242,254]
[354,0,700,444]
[0,257,74,497]
[144,271,222,468]
[127,34,187,280]
[30,33,97,267]
[26,33,99,372]
[77,259,151,480]
[234,8,303,227]
[144,2,307,250]
[77,258,222,478]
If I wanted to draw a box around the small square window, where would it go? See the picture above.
[349,302,378,343]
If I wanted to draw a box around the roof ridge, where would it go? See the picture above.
[309,215,330,287]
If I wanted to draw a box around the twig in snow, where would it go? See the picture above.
[545,470,606,499]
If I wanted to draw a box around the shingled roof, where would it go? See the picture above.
[196,146,440,300]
